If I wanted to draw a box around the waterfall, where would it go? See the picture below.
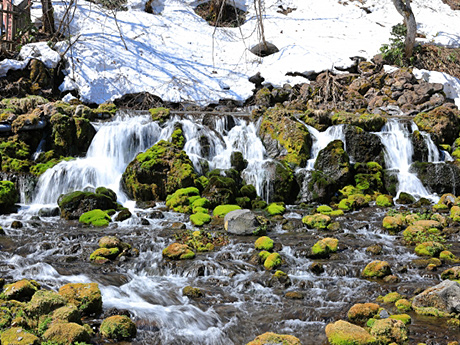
[304,124,346,170]
[31,112,271,206]
[375,119,447,201]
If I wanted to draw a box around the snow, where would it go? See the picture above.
[1,0,460,105]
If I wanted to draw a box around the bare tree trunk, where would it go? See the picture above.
[41,0,55,35]
[392,0,416,58]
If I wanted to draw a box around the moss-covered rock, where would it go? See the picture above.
[254,236,274,251]
[190,212,211,227]
[182,286,204,298]
[381,292,403,304]
[370,318,408,344]
[325,320,377,345]
[213,204,241,217]
[414,105,460,145]
[315,140,352,188]
[201,174,238,207]
[246,332,301,345]
[149,107,170,123]
[51,305,81,324]
[331,112,386,132]
[100,315,137,340]
[376,194,393,207]
[382,214,405,233]
[266,202,285,216]
[42,322,91,344]
[361,260,392,279]
[58,190,117,220]
[122,140,196,201]
[414,241,445,257]
[302,213,331,230]
[259,106,311,166]
[311,237,338,258]
[0,327,40,345]
[162,243,195,260]
[25,290,66,317]
[2,279,40,302]
[441,266,460,280]
[58,283,102,316]
[264,252,282,270]
[165,187,200,213]
[90,247,120,263]
[389,314,411,325]
[395,299,412,312]
[0,181,18,213]
[79,209,111,227]
[347,303,380,325]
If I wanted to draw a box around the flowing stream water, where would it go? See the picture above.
[1,112,459,344]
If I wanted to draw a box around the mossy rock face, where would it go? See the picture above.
[149,107,170,123]
[122,140,196,201]
[25,290,66,317]
[353,162,384,195]
[325,320,377,345]
[266,202,285,216]
[0,327,40,345]
[331,111,387,132]
[302,213,331,230]
[361,260,392,278]
[450,205,460,222]
[271,160,300,204]
[58,283,102,316]
[0,181,18,213]
[370,318,408,344]
[79,209,112,227]
[264,253,282,270]
[162,243,195,260]
[42,322,91,345]
[190,212,211,227]
[410,162,460,196]
[343,126,385,165]
[246,331,301,345]
[100,315,137,340]
[315,140,352,188]
[414,241,445,257]
[240,184,257,200]
[49,113,79,157]
[213,204,241,218]
[202,175,238,208]
[166,187,200,213]
[74,117,97,153]
[2,279,40,302]
[259,106,312,166]
[414,105,460,145]
[230,151,248,172]
[58,190,118,220]
[396,192,415,204]
[347,303,380,326]
[254,236,274,251]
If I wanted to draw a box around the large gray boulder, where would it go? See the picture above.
[412,280,460,314]
[224,209,260,235]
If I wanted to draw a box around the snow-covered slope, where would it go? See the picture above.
[2,0,460,105]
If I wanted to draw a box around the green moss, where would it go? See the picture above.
[1,327,40,345]
[0,180,18,208]
[212,204,241,217]
[94,103,117,117]
[450,205,460,221]
[331,111,387,132]
[171,126,185,149]
[26,290,66,317]
[182,286,203,298]
[382,292,403,304]
[247,332,301,345]
[149,107,170,123]
[325,320,377,345]
[2,279,40,302]
[192,197,210,210]
[414,241,445,257]
[240,184,257,199]
[254,236,274,251]
[190,212,211,227]
[389,314,411,325]
[58,283,102,316]
[0,307,12,329]
[439,250,459,262]
[395,299,412,312]
[100,315,136,340]
[89,247,120,262]
[166,187,200,213]
[259,251,271,261]
[263,252,282,270]
[30,157,74,176]
[376,194,393,207]
[162,243,195,260]
[302,213,331,229]
[414,306,450,317]
[79,209,111,227]
[43,322,91,344]
[266,202,285,216]
[361,260,391,278]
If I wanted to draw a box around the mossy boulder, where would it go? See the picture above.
[343,126,384,165]
[0,180,18,213]
[202,175,238,207]
[361,260,392,279]
[302,213,331,230]
[58,283,102,316]
[0,327,39,345]
[149,107,170,123]
[182,286,204,298]
[254,236,274,251]
[396,192,415,204]
[79,209,112,227]
[395,299,412,312]
[213,204,241,217]
[90,247,120,263]
[414,241,445,257]
[246,332,301,345]
[240,184,257,200]
[162,243,195,260]
[100,315,137,340]
[381,292,403,304]
[353,162,384,195]
[311,238,338,258]
[266,202,285,216]
[441,266,460,280]
[314,140,352,189]
[42,322,91,344]
[450,205,460,222]
[58,190,117,220]
[376,194,393,207]
[414,105,460,145]
[348,303,380,325]
[2,279,40,302]
[52,305,81,324]
[165,187,200,213]
[190,212,211,227]
[331,111,386,132]
[382,214,405,233]
[25,290,66,317]
[230,151,248,172]
[263,253,282,270]
[389,314,411,325]
[370,318,408,344]
[259,106,311,166]
[440,250,459,263]
[122,140,196,201]
[325,320,377,345]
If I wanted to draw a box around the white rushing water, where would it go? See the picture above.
[375,119,449,201]
[304,124,346,170]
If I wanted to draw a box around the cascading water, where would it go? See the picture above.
[375,119,449,201]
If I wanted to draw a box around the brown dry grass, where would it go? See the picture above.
[414,45,460,79]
